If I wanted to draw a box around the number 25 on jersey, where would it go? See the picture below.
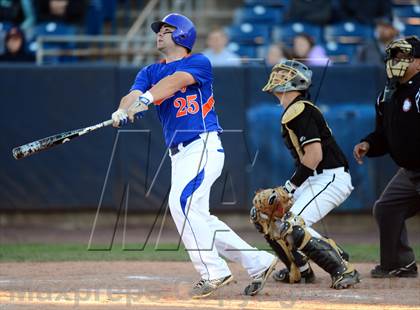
[174,95,199,118]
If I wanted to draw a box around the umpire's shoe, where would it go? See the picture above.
[273,266,315,284]
[244,258,277,296]
[371,261,418,278]
[191,275,234,299]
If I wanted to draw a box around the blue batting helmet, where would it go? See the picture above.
[151,13,196,52]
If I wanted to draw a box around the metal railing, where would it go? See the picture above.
[35,0,205,65]
[35,35,157,65]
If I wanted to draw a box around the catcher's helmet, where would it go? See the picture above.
[262,59,312,93]
[151,13,196,52]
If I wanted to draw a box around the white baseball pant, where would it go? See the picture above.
[168,131,275,280]
[291,167,354,238]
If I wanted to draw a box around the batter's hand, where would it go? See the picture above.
[127,96,150,122]
[353,141,370,165]
[111,108,128,127]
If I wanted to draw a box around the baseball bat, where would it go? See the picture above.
[12,119,114,160]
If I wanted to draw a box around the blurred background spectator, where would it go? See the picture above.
[265,42,291,66]
[202,28,241,67]
[0,0,35,31]
[0,26,34,62]
[357,17,400,65]
[0,0,417,65]
[35,0,86,25]
[292,33,328,66]
[285,0,333,25]
[338,0,392,25]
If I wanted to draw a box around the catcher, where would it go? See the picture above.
[249,59,360,290]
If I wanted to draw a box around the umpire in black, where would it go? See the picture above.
[354,36,420,278]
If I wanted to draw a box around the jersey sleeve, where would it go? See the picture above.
[362,92,389,156]
[287,107,321,147]
[176,54,212,87]
[129,65,152,92]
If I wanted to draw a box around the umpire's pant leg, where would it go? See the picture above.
[373,168,420,269]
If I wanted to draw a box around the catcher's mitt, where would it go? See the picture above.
[252,187,293,220]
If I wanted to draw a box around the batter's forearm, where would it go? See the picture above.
[119,90,143,110]
[149,72,195,102]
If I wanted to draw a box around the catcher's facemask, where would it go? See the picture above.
[385,39,414,79]
[385,36,420,79]
[262,59,312,93]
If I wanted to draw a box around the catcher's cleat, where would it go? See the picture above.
[371,262,418,278]
[332,269,360,289]
[191,275,234,299]
[244,258,277,296]
[273,266,315,284]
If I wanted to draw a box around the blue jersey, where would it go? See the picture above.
[130,53,222,147]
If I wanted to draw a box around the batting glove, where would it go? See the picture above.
[111,108,129,127]
[128,91,153,122]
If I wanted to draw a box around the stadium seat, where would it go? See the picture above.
[393,5,420,25]
[103,0,117,33]
[233,5,284,25]
[324,41,357,64]
[85,0,104,35]
[227,42,258,59]
[31,22,77,63]
[244,0,289,7]
[226,23,271,45]
[272,22,323,45]
[398,23,420,35]
[324,22,373,44]
[0,22,13,33]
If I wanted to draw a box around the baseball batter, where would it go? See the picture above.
[250,60,360,289]
[110,13,276,298]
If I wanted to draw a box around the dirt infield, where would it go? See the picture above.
[0,261,419,310]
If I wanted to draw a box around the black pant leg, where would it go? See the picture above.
[373,168,420,269]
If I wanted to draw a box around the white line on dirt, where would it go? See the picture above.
[126,275,177,281]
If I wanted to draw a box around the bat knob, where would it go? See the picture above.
[12,147,23,160]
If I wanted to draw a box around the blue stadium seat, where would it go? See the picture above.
[398,23,420,35]
[226,23,271,45]
[103,0,117,33]
[244,0,289,7]
[0,22,13,33]
[85,0,104,35]
[324,22,374,44]
[227,42,258,59]
[324,41,357,64]
[234,5,284,25]
[393,5,420,25]
[272,22,323,45]
[31,22,77,63]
